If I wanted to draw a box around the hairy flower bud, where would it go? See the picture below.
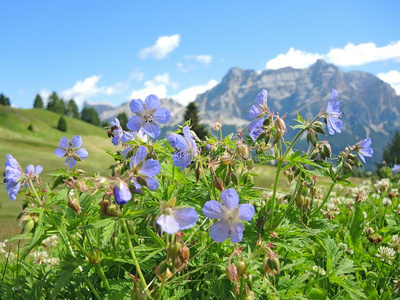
[100,199,111,216]
[23,219,35,233]
[179,244,190,262]
[74,179,88,193]
[168,242,182,260]
[236,143,249,159]
[213,178,224,191]
[68,197,82,214]
[295,195,305,209]
[246,274,253,290]
[226,264,238,282]
[106,204,117,217]
[236,260,247,276]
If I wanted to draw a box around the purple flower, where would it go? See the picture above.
[25,164,43,180]
[326,89,343,135]
[203,188,255,243]
[54,136,88,168]
[127,94,171,139]
[109,118,123,146]
[392,165,400,174]
[130,146,160,191]
[356,137,373,163]
[156,202,198,234]
[247,90,268,141]
[114,179,132,205]
[248,117,264,141]
[168,126,198,170]
[4,154,23,201]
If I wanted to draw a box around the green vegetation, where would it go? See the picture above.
[383,130,400,166]
[33,94,44,109]
[81,107,101,126]
[184,101,208,139]
[0,93,11,106]
[117,112,129,130]
[57,115,67,132]
[0,106,114,240]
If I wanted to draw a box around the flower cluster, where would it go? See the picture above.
[168,126,198,170]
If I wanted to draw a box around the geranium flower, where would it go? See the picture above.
[54,136,88,168]
[247,90,268,141]
[203,188,255,243]
[114,179,132,205]
[4,154,23,200]
[168,126,197,170]
[392,165,400,174]
[130,146,160,191]
[156,199,198,234]
[326,89,343,135]
[25,164,43,180]
[109,118,123,146]
[127,94,171,138]
[356,137,373,163]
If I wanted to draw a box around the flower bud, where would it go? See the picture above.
[275,116,286,133]
[159,261,168,273]
[168,242,182,260]
[267,256,280,275]
[323,143,332,158]
[236,260,247,276]
[106,204,117,217]
[295,195,305,209]
[179,244,190,262]
[246,274,253,290]
[74,179,88,193]
[263,116,272,126]
[68,197,82,214]
[273,130,284,144]
[213,178,224,191]
[23,219,35,233]
[220,156,234,165]
[226,264,238,282]
[195,164,201,182]
[246,159,254,169]
[131,289,147,300]
[100,199,110,216]
[236,143,249,159]
[244,291,255,300]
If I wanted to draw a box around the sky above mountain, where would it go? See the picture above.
[1,0,399,108]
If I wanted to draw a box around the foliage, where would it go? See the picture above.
[0,93,11,106]
[46,92,65,114]
[383,130,400,166]
[117,112,129,130]
[1,90,399,300]
[81,107,101,126]
[66,99,80,119]
[33,94,44,109]
[27,124,34,131]
[57,115,67,132]
[184,102,208,139]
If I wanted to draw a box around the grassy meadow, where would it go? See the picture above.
[0,106,115,240]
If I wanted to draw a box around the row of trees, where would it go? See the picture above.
[33,92,102,127]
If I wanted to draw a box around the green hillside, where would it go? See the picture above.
[0,106,115,239]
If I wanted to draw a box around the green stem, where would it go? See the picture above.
[268,161,283,228]
[65,231,90,258]
[271,173,303,230]
[282,114,321,161]
[94,262,111,294]
[310,182,335,217]
[219,128,223,142]
[122,220,150,296]
[27,179,42,206]
[198,157,215,199]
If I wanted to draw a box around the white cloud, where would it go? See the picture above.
[39,89,51,101]
[129,70,144,81]
[139,34,180,60]
[265,48,322,69]
[172,80,218,106]
[185,55,212,66]
[265,41,400,69]
[61,75,128,105]
[378,70,400,95]
[177,62,194,73]
[130,73,178,99]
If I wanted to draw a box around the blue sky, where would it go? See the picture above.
[1,0,399,108]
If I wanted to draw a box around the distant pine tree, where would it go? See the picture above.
[184,102,208,139]
[81,107,101,126]
[57,115,67,132]
[47,92,65,114]
[67,99,80,119]
[33,94,44,108]
[27,124,34,131]
[383,130,400,166]
[0,93,11,106]
[117,112,129,130]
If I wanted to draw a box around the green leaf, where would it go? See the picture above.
[350,205,364,247]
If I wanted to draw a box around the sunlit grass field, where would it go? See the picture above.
[0,106,115,240]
